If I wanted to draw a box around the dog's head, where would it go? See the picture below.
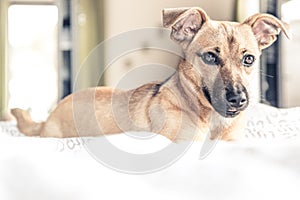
[163,7,290,118]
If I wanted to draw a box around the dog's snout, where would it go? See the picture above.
[226,86,247,109]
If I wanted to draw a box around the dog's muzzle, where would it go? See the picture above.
[202,84,249,118]
[225,86,248,117]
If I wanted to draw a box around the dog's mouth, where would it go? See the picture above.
[225,108,241,118]
[202,86,211,104]
[202,86,245,118]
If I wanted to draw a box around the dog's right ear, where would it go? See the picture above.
[243,13,291,50]
[162,7,209,48]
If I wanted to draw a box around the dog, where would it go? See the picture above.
[11,7,289,142]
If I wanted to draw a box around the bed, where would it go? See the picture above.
[1,103,300,200]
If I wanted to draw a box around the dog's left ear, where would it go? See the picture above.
[243,13,290,50]
[162,7,209,48]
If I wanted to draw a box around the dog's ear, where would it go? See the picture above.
[243,13,290,50]
[162,7,209,48]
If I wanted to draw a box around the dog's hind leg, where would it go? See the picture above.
[11,108,45,136]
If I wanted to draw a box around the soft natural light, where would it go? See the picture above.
[281,0,300,22]
[280,0,300,107]
[8,5,58,120]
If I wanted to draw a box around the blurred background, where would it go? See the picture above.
[0,0,299,121]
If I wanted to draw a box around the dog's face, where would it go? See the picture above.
[163,7,289,118]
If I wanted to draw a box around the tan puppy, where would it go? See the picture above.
[11,7,289,142]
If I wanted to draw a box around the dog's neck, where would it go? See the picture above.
[164,59,213,120]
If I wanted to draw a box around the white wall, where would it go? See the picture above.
[103,0,236,38]
[102,0,236,88]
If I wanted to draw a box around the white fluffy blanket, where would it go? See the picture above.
[0,103,300,200]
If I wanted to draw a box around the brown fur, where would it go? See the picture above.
[11,7,289,142]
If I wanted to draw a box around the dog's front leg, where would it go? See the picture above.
[149,103,204,142]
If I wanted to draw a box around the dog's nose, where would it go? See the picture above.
[226,89,247,109]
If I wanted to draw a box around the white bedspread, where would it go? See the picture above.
[1,104,300,200]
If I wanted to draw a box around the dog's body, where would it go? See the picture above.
[11,7,289,142]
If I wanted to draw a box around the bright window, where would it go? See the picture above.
[8,5,58,120]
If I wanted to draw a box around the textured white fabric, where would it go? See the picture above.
[1,103,300,200]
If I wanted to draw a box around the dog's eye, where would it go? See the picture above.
[200,52,220,65]
[242,55,255,67]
